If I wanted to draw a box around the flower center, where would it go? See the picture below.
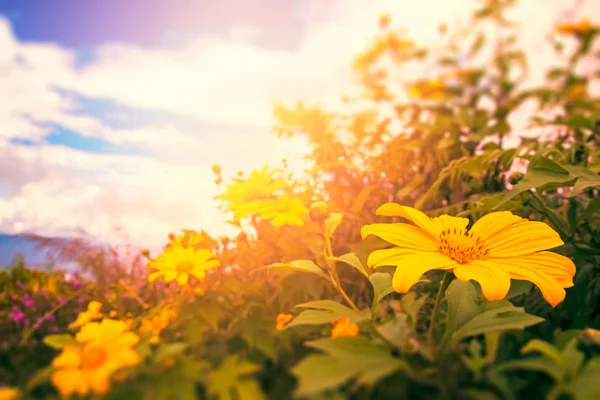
[175,261,194,273]
[439,228,487,264]
[81,344,108,370]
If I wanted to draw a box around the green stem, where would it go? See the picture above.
[427,271,450,353]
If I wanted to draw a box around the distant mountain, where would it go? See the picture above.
[0,233,71,269]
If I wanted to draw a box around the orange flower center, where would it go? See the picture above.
[175,261,195,273]
[81,344,108,370]
[439,228,488,264]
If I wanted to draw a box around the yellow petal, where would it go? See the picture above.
[469,211,524,240]
[375,203,440,237]
[163,271,178,283]
[190,269,207,280]
[52,368,88,397]
[431,215,469,232]
[52,346,82,368]
[504,252,575,287]
[76,322,103,343]
[503,265,566,307]
[115,331,140,348]
[87,301,103,314]
[176,273,189,286]
[366,247,419,269]
[148,271,164,283]
[390,252,457,293]
[361,223,440,251]
[484,221,564,257]
[454,260,511,302]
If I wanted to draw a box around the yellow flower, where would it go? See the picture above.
[140,309,177,343]
[167,229,207,250]
[0,387,19,400]
[556,18,592,35]
[309,201,331,222]
[361,204,576,307]
[275,313,293,331]
[70,301,103,328]
[147,243,220,286]
[260,196,308,227]
[331,317,360,338]
[217,166,288,221]
[51,319,140,397]
[567,83,587,100]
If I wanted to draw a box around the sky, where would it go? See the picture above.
[0,0,599,251]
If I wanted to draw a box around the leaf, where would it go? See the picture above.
[286,300,370,329]
[208,355,265,400]
[293,337,408,396]
[25,366,53,391]
[452,307,544,344]
[377,315,408,344]
[564,165,600,195]
[491,358,565,382]
[153,342,189,364]
[582,197,600,220]
[506,280,533,299]
[43,334,77,349]
[369,272,395,305]
[328,253,369,277]
[445,280,480,333]
[325,213,343,237]
[257,260,330,282]
[521,339,565,365]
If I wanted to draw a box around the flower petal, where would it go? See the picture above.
[503,265,566,307]
[52,368,88,397]
[361,223,440,251]
[390,252,457,293]
[176,273,189,286]
[375,203,440,237]
[52,346,82,368]
[484,221,564,257]
[148,271,164,283]
[163,271,178,283]
[431,215,469,232]
[469,211,525,240]
[454,260,511,302]
[366,247,419,269]
[503,252,575,287]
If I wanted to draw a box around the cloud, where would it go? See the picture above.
[0,0,599,250]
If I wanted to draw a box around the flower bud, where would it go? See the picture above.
[508,171,524,185]
[211,164,221,175]
[309,201,330,222]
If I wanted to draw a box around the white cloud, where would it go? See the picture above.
[0,0,599,250]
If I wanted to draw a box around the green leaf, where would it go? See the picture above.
[25,366,53,392]
[286,300,370,329]
[257,259,330,282]
[328,253,369,277]
[369,272,395,305]
[491,358,565,382]
[564,165,600,195]
[376,315,408,345]
[452,307,544,344]
[528,157,570,174]
[153,342,189,364]
[43,334,77,349]
[570,357,600,399]
[445,280,480,334]
[582,197,600,220]
[521,339,565,365]
[208,355,265,400]
[293,337,408,396]
[506,280,533,299]
[325,213,343,237]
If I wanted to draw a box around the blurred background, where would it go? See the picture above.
[1,0,599,266]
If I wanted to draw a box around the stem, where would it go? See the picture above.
[427,271,449,353]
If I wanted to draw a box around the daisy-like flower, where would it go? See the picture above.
[260,196,309,227]
[556,18,592,35]
[217,166,288,221]
[331,317,360,338]
[147,244,220,286]
[69,301,103,329]
[51,319,140,397]
[361,203,576,307]
[140,309,177,344]
[275,313,293,331]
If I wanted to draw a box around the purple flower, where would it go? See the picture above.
[10,307,25,323]
[50,326,59,333]
[21,294,34,309]
[71,281,83,290]
[57,296,66,305]
[15,281,25,289]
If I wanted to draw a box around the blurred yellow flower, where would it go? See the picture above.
[406,77,446,101]
[567,83,587,100]
[0,387,19,400]
[70,301,103,329]
[362,204,576,307]
[217,166,288,221]
[331,317,359,338]
[52,319,140,397]
[260,196,308,227]
[148,244,220,286]
[167,229,207,250]
[275,313,293,331]
[556,18,592,35]
[140,309,177,344]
